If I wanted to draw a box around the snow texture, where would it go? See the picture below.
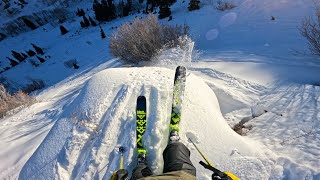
[18,67,267,179]
[0,0,320,179]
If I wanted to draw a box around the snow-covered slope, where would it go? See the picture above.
[19,67,270,179]
[0,0,320,179]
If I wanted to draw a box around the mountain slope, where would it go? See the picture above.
[0,0,319,179]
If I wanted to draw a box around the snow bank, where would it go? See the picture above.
[19,67,268,179]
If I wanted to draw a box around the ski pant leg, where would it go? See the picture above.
[130,164,153,180]
[163,142,196,176]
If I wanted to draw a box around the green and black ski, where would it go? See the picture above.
[169,66,187,141]
[136,96,147,164]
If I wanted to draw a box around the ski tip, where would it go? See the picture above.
[137,96,146,100]
[176,66,186,71]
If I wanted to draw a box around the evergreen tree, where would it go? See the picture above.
[100,26,106,39]
[6,57,19,67]
[121,1,130,17]
[145,0,150,13]
[107,0,116,20]
[31,43,44,55]
[93,0,103,21]
[101,0,109,21]
[26,50,36,56]
[11,50,25,62]
[76,8,85,16]
[22,17,37,30]
[36,56,45,63]
[83,16,90,27]
[127,0,132,12]
[146,0,157,13]
[169,0,176,5]
[158,0,171,19]
[89,16,97,26]
[60,25,68,35]
[21,52,28,59]
[80,21,85,28]
[188,0,200,11]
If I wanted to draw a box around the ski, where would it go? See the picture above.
[169,66,187,141]
[136,96,147,163]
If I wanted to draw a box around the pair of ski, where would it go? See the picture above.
[135,66,186,164]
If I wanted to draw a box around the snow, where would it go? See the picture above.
[0,0,319,179]
[19,67,268,179]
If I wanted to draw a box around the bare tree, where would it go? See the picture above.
[300,8,320,55]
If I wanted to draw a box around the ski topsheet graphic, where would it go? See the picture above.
[135,66,187,160]
[169,66,187,135]
[136,96,147,155]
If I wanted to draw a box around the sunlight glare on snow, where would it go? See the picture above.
[205,29,219,41]
[219,12,238,28]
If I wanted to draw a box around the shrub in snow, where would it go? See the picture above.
[300,7,320,56]
[188,0,200,11]
[216,0,236,11]
[110,14,189,63]
[59,25,68,35]
[29,59,39,67]
[0,84,35,118]
[22,79,45,93]
[64,59,80,69]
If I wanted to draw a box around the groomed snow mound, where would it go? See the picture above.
[19,67,269,180]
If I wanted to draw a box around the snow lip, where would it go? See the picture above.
[18,67,265,179]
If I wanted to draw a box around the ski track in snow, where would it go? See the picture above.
[189,67,267,114]
[0,57,122,180]
[1,0,320,179]
[248,85,320,174]
[51,68,176,179]
[189,64,320,178]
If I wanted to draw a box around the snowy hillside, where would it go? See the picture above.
[0,0,320,179]
[18,67,269,179]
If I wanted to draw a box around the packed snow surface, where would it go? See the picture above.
[0,0,320,179]
[18,67,268,179]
